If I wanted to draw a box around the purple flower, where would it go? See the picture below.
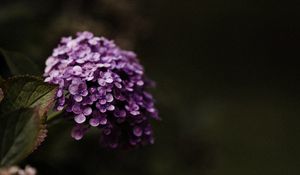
[44,31,159,148]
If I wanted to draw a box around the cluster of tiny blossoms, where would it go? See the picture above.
[0,166,36,175]
[44,31,159,148]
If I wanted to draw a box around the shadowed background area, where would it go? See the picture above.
[1,0,300,174]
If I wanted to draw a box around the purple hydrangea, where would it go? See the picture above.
[44,31,159,148]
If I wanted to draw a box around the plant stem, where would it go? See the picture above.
[46,110,64,124]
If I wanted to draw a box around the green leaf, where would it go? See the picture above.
[0,107,47,166]
[0,76,57,166]
[0,48,40,76]
[0,76,57,116]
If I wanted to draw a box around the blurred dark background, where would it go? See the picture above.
[1,0,300,174]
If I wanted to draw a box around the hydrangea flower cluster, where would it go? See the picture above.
[44,31,159,148]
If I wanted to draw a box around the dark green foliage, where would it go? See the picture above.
[0,76,57,116]
[0,48,40,77]
[0,107,44,166]
[0,76,57,167]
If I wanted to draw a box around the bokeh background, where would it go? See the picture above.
[1,0,300,174]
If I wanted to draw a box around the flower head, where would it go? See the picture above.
[44,31,159,148]
[0,165,37,175]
